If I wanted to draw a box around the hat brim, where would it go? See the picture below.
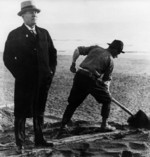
[107,43,125,53]
[18,8,40,16]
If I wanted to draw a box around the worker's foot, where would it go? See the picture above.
[54,125,71,139]
[101,123,116,132]
[16,145,24,154]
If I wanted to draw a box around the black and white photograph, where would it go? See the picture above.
[0,0,150,156]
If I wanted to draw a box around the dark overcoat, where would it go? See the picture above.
[3,24,57,117]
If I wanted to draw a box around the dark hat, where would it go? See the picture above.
[18,0,40,16]
[108,40,125,53]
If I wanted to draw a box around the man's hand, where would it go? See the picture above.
[50,71,54,77]
[70,62,76,73]
[96,79,110,90]
[96,78,105,87]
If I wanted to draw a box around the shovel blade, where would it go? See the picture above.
[127,110,150,129]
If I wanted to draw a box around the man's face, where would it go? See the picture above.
[22,10,37,28]
[112,50,121,58]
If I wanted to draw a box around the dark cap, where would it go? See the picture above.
[108,40,125,53]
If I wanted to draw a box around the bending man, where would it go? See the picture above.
[58,40,125,135]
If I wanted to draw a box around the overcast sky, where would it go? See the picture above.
[0,0,150,52]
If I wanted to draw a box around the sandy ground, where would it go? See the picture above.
[0,53,150,157]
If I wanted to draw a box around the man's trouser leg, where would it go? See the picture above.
[38,76,52,126]
[101,102,111,126]
[33,116,45,143]
[60,73,90,129]
[91,83,112,126]
[33,115,54,147]
[60,103,79,129]
[15,116,26,147]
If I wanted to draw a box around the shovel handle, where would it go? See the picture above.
[112,98,133,116]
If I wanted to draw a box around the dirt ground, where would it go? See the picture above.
[0,53,150,157]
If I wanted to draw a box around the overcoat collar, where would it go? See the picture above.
[20,24,45,43]
[24,24,36,34]
[20,24,37,41]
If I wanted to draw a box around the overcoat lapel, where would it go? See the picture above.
[21,24,38,42]
[35,26,45,41]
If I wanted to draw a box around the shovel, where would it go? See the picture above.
[72,69,150,129]
[112,98,150,129]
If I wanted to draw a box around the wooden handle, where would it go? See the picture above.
[112,97,133,116]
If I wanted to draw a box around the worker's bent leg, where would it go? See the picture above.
[60,103,79,129]
[101,102,111,128]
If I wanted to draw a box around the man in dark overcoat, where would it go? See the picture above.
[3,0,57,153]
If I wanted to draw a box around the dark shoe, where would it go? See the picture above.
[35,140,53,147]
[16,145,24,154]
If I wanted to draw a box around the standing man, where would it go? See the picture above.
[3,0,57,153]
[57,40,125,137]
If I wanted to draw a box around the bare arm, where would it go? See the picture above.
[70,48,80,73]
[72,48,80,64]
